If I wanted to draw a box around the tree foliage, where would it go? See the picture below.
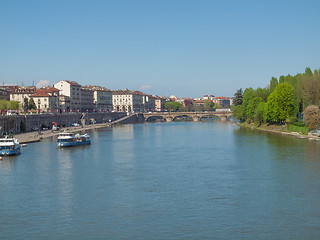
[204,100,217,111]
[297,69,320,106]
[0,100,20,112]
[231,105,244,122]
[242,88,263,122]
[164,102,181,111]
[28,98,36,110]
[265,83,294,123]
[23,97,29,112]
[233,88,243,106]
[8,101,19,110]
[233,67,320,128]
[303,105,320,130]
[270,77,278,92]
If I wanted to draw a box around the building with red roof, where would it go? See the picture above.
[29,87,60,112]
[213,96,231,108]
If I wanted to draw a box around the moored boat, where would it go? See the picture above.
[0,136,21,156]
[57,132,91,147]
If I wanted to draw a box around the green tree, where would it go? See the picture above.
[231,105,245,122]
[242,88,262,122]
[0,100,8,112]
[254,102,267,124]
[305,67,313,76]
[23,97,29,112]
[270,77,278,92]
[165,102,181,111]
[233,88,243,106]
[28,98,36,110]
[255,87,270,102]
[8,101,19,110]
[303,105,320,130]
[297,72,320,106]
[266,82,294,123]
[279,75,285,84]
[204,100,214,111]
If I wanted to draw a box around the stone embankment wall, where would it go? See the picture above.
[0,112,127,135]
[111,113,145,125]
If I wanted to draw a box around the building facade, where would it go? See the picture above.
[54,80,82,111]
[213,96,231,108]
[112,90,144,112]
[29,87,60,112]
[82,85,112,111]
[0,87,11,100]
[59,95,71,113]
[9,86,36,110]
[80,87,94,112]
[155,97,167,111]
[203,95,215,100]
[142,94,156,111]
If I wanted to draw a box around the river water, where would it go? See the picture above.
[1,120,320,239]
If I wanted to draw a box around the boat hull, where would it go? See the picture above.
[57,140,91,147]
[0,148,21,156]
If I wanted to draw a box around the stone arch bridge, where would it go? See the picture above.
[142,111,233,122]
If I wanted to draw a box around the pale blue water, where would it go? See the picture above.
[1,121,320,239]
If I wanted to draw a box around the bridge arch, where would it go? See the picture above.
[142,111,233,122]
[199,114,229,121]
[172,114,194,122]
[145,115,166,122]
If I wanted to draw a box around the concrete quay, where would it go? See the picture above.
[13,113,145,144]
[14,122,111,144]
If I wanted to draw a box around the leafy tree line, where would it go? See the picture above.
[0,100,20,112]
[232,67,320,130]
[0,97,36,114]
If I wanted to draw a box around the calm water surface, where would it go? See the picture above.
[1,121,320,239]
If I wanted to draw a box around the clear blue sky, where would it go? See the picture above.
[1,0,320,98]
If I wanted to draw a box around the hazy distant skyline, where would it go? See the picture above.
[1,0,320,98]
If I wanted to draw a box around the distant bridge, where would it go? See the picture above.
[141,111,233,122]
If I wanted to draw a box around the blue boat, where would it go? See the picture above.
[57,132,91,147]
[0,136,21,156]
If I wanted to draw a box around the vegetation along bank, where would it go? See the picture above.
[231,67,320,138]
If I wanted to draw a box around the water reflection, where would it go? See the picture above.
[0,155,18,170]
[1,122,320,239]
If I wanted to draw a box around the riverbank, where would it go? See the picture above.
[14,122,112,144]
[238,122,320,141]
[13,113,144,144]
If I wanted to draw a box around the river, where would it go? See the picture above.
[1,120,320,239]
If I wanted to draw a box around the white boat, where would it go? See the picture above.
[0,136,21,156]
[57,132,91,147]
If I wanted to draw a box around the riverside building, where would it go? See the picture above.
[9,86,36,106]
[54,80,82,112]
[112,89,144,112]
[29,87,60,112]
[82,85,112,111]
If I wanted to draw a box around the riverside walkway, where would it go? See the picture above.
[15,122,110,144]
